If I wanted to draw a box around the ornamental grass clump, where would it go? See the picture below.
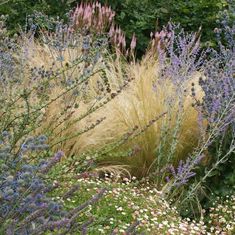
[2,11,114,154]
[82,24,207,181]
[25,18,208,183]
[19,9,137,162]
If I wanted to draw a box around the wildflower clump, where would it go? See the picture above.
[55,172,216,235]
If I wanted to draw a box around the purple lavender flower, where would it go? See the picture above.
[39,151,64,174]
[167,154,204,187]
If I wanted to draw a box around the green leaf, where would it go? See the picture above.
[160,7,169,14]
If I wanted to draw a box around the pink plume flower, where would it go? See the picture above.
[130,34,137,50]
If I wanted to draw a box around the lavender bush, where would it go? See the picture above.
[163,10,235,215]
[195,6,235,200]
[139,23,208,184]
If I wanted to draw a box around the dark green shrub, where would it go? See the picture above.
[100,0,230,56]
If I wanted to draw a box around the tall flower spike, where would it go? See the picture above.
[130,34,137,50]
[108,24,115,37]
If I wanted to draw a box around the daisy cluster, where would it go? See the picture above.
[56,174,225,235]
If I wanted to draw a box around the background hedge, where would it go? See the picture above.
[0,0,232,56]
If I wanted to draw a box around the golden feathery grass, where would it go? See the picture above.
[20,37,124,155]
[91,54,206,177]
[22,36,207,178]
